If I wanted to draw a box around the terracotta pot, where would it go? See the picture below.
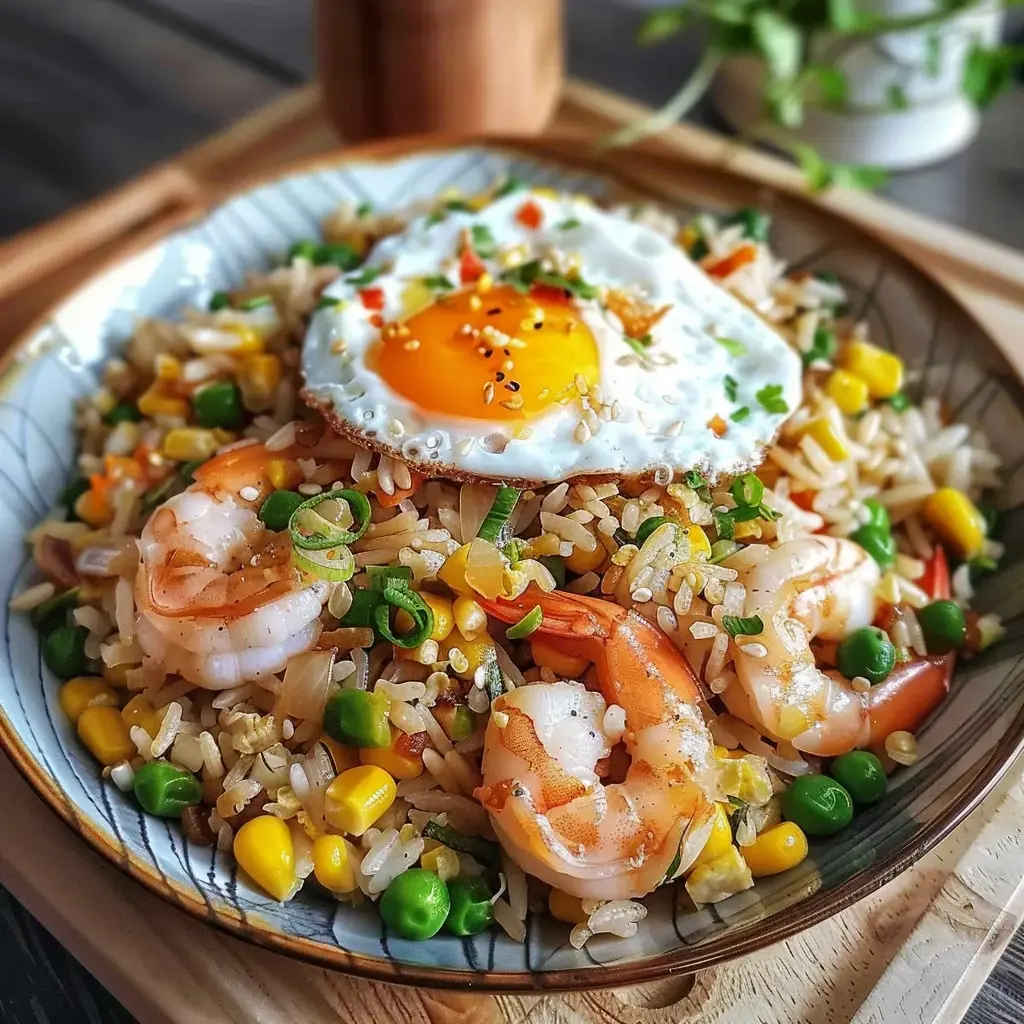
[316,0,564,141]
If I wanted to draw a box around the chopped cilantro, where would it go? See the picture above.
[445,199,472,212]
[722,614,764,637]
[724,375,738,402]
[756,383,789,414]
[801,327,836,367]
[715,337,747,357]
[422,275,454,292]
[356,201,373,218]
[557,218,582,230]
[730,406,751,422]
[425,210,446,227]
[493,178,524,199]
[346,267,381,286]
[315,296,340,310]
[623,336,648,358]
[470,224,497,258]
[500,260,597,300]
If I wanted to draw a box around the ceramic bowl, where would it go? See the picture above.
[2,139,1023,990]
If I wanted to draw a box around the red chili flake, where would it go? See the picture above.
[459,245,486,284]
[529,283,570,305]
[359,287,385,311]
[789,489,816,512]
[369,313,384,328]
[706,244,757,279]
[516,199,543,230]
[707,415,728,438]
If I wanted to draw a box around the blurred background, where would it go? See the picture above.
[0,1,1022,1022]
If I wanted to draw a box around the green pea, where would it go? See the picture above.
[314,243,360,270]
[726,206,771,242]
[104,402,141,426]
[782,774,854,837]
[917,599,967,655]
[133,760,203,818]
[43,625,88,679]
[837,626,896,685]
[258,490,304,532]
[830,750,887,806]
[380,869,450,940]
[635,516,676,548]
[538,555,567,588]
[861,498,890,532]
[323,689,391,748]
[193,381,243,430]
[444,875,494,937]
[850,523,896,570]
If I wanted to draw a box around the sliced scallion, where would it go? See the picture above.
[373,586,434,649]
[292,545,355,583]
[730,473,764,508]
[288,488,371,549]
[722,613,764,637]
[421,821,500,865]
[506,605,542,640]
[476,485,520,544]
[367,565,413,591]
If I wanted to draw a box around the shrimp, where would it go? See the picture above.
[135,441,331,690]
[724,535,953,757]
[474,588,717,900]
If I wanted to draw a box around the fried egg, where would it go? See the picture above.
[302,191,802,483]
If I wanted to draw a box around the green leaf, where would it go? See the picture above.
[924,31,942,78]
[813,66,849,110]
[752,10,803,79]
[623,336,648,358]
[470,224,497,258]
[962,44,1024,109]
[637,5,690,45]
[724,375,739,402]
[830,163,890,191]
[709,22,757,54]
[730,406,751,422]
[886,83,910,110]
[722,613,764,637]
[755,383,789,414]
[557,218,582,230]
[764,80,805,128]
[715,336,747,357]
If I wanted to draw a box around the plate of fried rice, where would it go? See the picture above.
[2,138,1023,989]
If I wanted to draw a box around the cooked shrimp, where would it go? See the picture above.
[475,588,717,900]
[725,535,952,757]
[135,441,330,690]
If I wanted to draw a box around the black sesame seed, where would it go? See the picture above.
[503,348,511,355]
[484,350,493,358]
[496,371,505,382]
[487,307,501,315]
[570,710,577,717]
[506,381,521,392]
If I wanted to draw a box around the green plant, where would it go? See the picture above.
[607,0,1024,189]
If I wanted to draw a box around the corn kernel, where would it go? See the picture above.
[453,595,487,639]
[800,417,850,461]
[741,822,809,877]
[59,677,119,724]
[421,844,461,881]
[824,369,869,416]
[444,632,495,679]
[688,803,734,873]
[548,888,589,924]
[923,487,987,560]
[565,531,606,574]
[161,428,220,462]
[841,341,904,399]
[530,636,589,680]
[324,765,397,836]
[438,543,473,595]
[422,592,454,642]
[77,705,135,766]
[154,354,181,382]
[237,353,283,412]
[234,815,297,900]
[732,520,762,540]
[137,382,189,419]
[220,323,265,354]
[267,458,303,491]
[360,726,424,781]
[684,525,712,560]
[102,661,131,688]
[311,834,358,893]
[121,694,163,737]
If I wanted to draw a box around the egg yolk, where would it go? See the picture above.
[374,284,600,421]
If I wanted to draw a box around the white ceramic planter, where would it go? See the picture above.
[712,0,1003,169]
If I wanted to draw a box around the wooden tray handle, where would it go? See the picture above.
[0,165,208,340]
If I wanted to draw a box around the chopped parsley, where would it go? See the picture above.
[722,614,764,637]
[500,260,598,300]
[471,224,497,258]
[623,336,648,358]
[346,267,381,286]
[730,406,751,422]
[714,502,780,540]
[422,274,454,292]
[424,210,446,227]
[493,178,524,198]
[756,383,789,415]
[445,199,472,212]
[715,337,747,358]
[724,375,738,402]
[557,218,582,230]
[801,327,837,368]
[356,201,373,218]
[315,296,340,310]
[239,294,273,311]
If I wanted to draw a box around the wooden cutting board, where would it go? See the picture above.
[2,81,1024,1024]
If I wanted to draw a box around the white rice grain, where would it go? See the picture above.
[8,581,55,613]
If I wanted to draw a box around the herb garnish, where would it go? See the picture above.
[756,383,789,414]
[715,337,747,358]
[471,224,497,259]
[722,614,765,637]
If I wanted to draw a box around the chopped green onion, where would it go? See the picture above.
[710,539,741,564]
[557,218,581,230]
[731,406,751,422]
[347,267,380,286]
[682,469,712,502]
[259,490,304,532]
[424,210,446,227]
[30,587,80,634]
[356,201,373,218]
[470,225,496,258]
[315,243,360,270]
[885,392,912,412]
[373,586,434,649]
[477,485,520,544]
[482,648,505,701]
[239,294,273,311]
[506,606,542,640]
[756,383,789,415]
[500,260,597,300]
[726,207,771,242]
[288,488,371,549]
[180,459,205,482]
[445,199,472,212]
[730,473,764,508]
[315,296,340,311]
[538,555,566,588]
[503,538,526,563]
[421,821,499,865]
[340,588,383,630]
[536,270,597,300]
[724,375,738,402]
[292,545,355,582]
[715,337,747,358]
[367,565,413,591]
[208,290,231,311]
[801,327,837,367]
[623,336,648,358]
[493,178,524,199]
[104,401,141,426]
[722,613,764,636]
[58,478,90,513]
[288,240,319,263]
[422,274,454,292]
[635,515,675,548]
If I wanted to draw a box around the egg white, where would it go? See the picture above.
[301,192,802,484]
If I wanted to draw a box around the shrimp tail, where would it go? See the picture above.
[868,653,954,754]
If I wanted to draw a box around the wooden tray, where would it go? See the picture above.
[3,81,1024,1024]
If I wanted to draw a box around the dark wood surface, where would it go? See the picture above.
[0,1,1022,1020]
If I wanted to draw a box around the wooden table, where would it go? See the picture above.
[3,4,1024,1023]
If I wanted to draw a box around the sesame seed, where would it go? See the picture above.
[488,308,502,316]
[469,295,482,311]
[483,382,495,404]
[574,374,589,395]
[403,339,420,351]
[239,486,260,502]
[476,273,493,292]
[298,483,323,496]
[506,337,528,349]
[530,307,545,322]
[502,359,514,372]
[665,420,684,437]
[500,395,524,411]
[537,388,550,401]
[519,317,534,332]
[574,420,592,444]
[477,346,488,356]
[458,323,473,336]
[506,381,521,392]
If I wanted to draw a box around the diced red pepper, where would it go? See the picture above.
[369,313,384,328]
[790,490,816,512]
[359,287,384,311]
[919,545,951,601]
[707,415,728,438]
[706,244,757,279]
[529,283,571,305]
[376,470,426,508]
[515,199,543,230]
[459,245,485,284]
